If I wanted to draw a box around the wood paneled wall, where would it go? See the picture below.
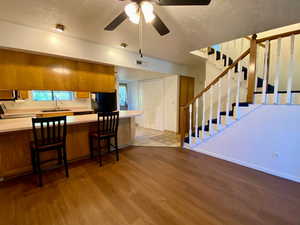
[0,49,115,92]
[179,76,195,133]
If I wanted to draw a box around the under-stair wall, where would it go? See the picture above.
[191,104,300,183]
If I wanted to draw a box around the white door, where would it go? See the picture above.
[139,79,164,130]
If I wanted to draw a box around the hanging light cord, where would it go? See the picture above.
[139,10,143,58]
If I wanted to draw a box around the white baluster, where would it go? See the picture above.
[189,104,192,145]
[225,70,232,125]
[201,93,206,139]
[209,85,214,135]
[273,38,282,104]
[287,35,295,104]
[216,79,222,130]
[195,98,199,139]
[233,39,237,59]
[255,46,261,93]
[262,40,270,104]
[240,38,244,55]
[235,63,241,119]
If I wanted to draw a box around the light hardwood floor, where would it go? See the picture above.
[0,146,300,225]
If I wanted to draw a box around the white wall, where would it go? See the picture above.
[163,76,179,132]
[139,79,165,131]
[125,75,179,132]
[127,81,139,111]
[193,105,300,183]
[0,20,188,77]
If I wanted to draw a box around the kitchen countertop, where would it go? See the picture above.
[0,110,142,134]
[2,107,93,119]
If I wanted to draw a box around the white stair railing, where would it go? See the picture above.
[286,35,296,104]
[181,48,250,146]
[273,38,282,104]
[181,29,300,147]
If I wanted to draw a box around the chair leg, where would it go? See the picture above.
[31,147,36,174]
[97,138,102,167]
[36,151,43,187]
[89,135,94,159]
[62,145,69,178]
[107,138,110,153]
[57,148,63,165]
[114,135,119,161]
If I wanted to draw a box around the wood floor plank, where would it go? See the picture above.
[0,146,300,225]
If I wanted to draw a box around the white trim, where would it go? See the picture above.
[187,147,300,183]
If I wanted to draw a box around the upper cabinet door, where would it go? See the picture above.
[76,92,90,98]
[0,49,115,92]
[0,90,14,100]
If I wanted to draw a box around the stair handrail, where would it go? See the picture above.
[256,29,300,43]
[183,48,250,109]
[247,29,300,103]
[180,48,250,146]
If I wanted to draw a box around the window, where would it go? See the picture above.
[119,84,128,110]
[53,91,74,101]
[32,90,53,101]
[32,90,73,101]
[211,44,221,51]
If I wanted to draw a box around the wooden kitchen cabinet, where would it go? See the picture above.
[18,90,29,99]
[76,91,90,98]
[0,90,14,100]
[0,49,115,92]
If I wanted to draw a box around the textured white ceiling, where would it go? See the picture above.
[1,0,300,65]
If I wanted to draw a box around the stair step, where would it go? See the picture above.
[234,63,239,73]
[220,111,234,116]
[216,51,221,60]
[242,67,248,80]
[208,47,215,55]
[232,102,249,108]
[222,54,227,66]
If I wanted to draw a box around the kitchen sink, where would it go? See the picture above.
[41,109,71,112]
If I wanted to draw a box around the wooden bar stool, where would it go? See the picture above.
[31,116,69,186]
[89,111,119,166]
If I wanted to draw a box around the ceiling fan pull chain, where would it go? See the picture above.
[139,11,144,58]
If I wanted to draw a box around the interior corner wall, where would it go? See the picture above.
[163,75,179,133]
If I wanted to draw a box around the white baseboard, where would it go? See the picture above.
[187,147,300,183]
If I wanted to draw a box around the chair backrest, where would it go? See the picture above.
[32,116,67,147]
[97,111,119,135]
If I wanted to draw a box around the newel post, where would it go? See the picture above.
[179,106,186,148]
[247,34,257,103]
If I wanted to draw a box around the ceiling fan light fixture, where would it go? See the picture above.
[141,1,156,23]
[125,2,140,24]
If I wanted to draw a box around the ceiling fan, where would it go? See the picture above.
[104,0,211,36]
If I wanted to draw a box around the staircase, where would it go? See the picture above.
[180,29,300,150]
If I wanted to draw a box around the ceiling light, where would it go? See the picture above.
[141,1,155,23]
[55,24,65,32]
[125,2,140,24]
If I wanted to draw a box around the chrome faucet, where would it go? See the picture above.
[54,96,60,110]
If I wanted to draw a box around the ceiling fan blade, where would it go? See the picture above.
[152,13,170,36]
[156,0,211,6]
[104,11,127,31]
